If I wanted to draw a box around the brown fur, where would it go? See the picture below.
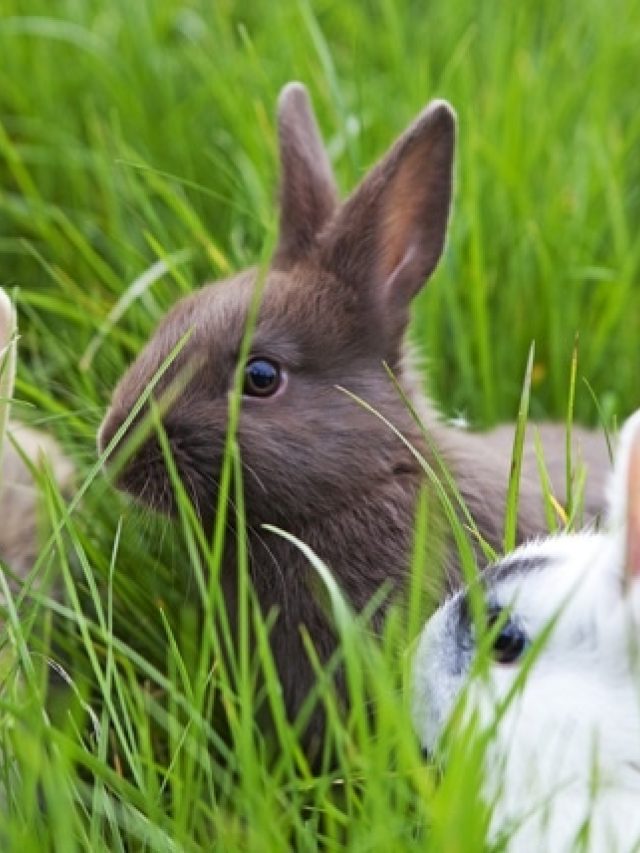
[98,83,610,749]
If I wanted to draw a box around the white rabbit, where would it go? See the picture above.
[0,288,74,580]
[413,410,640,853]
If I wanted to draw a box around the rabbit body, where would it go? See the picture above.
[413,413,640,852]
[1,423,75,575]
[0,289,74,582]
[99,84,610,744]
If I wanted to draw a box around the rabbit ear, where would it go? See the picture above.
[318,100,455,355]
[0,287,17,473]
[272,83,338,269]
[0,287,16,397]
[608,411,640,582]
[624,415,640,580]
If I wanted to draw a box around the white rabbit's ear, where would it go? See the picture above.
[272,82,338,269]
[625,417,640,581]
[608,411,640,582]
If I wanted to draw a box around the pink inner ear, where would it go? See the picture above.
[626,431,640,580]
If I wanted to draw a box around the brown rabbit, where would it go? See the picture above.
[98,83,610,746]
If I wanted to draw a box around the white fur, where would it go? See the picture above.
[413,412,640,852]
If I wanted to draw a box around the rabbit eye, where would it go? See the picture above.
[487,609,528,665]
[243,357,282,398]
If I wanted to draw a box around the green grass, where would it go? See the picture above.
[0,0,639,849]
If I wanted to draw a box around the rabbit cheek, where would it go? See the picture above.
[104,405,225,524]
[159,416,227,524]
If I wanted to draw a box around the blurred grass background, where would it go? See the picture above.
[0,0,639,849]
[3,0,639,430]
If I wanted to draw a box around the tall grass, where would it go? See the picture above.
[0,0,639,849]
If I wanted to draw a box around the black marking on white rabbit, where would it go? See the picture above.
[482,553,553,585]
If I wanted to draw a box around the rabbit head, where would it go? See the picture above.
[98,84,455,530]
[413,411,640,850]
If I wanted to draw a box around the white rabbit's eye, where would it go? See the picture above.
[243,358,282,398]
[487,609,528,665]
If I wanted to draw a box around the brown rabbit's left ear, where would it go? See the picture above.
[272,83,338,269]
[318,100,456,355]
[625,418,640,581]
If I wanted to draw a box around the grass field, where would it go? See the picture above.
[1,0,639,849]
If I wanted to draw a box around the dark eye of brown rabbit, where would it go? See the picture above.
[487,607,528,665]
[243,357,282,397]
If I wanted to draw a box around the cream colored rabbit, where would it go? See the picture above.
[0,289,74,578]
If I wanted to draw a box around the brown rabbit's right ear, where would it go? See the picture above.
[318,100,456,356]
[272,83,338,269]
